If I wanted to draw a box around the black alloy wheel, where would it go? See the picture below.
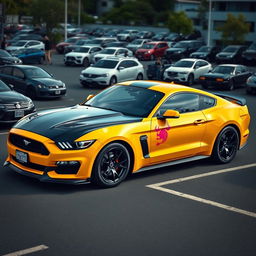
[187,74,194,86]
[136,73,143,80]
[92,143,131,188]
[212,126,239,164]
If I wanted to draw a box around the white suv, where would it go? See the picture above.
[80,56,144,87]
[64,46,102,67]
[6,40,45,54]
[163,58,212,86]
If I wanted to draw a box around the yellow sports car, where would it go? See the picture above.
[4,81,250,187]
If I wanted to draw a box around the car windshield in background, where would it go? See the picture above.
[12,41,27,47]
[100,49,116,54]
[66,38,77,43]
[198,46,211,52]
[223,47,238,53]
[141,44,155,49]
[0,80,11,92]
[92,59,118,69]
[174,60,194,68]
[131,39,143,45]
[213,66,235,74]
[84,85,164,117]
[0,50,11,57]
[74,47,90,53]
[248,43,256,50]
[24,67,52,78]
[90,39,103,44]
[173,42,189,48]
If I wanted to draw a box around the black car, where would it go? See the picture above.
[164,40,205,62]
[190,46,221,62]
[199,64,251,90]
[242,42,256,65]
[215,45,247,64]
[0,79,35,123]
[164,33,184,42]
[0,65,66,99]
[0,49,22,65]
[246,73,256,94]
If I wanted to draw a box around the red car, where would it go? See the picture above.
[56,37,85,54]
[135,41,169,60]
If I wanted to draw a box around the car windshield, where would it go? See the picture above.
[198,46,210,52]
[100,49,116,54]
[23,67,52,78]
[0,80,11,92]
[174,60,194,68]
[213,66,235,74]
[76,40,90,46]
[0,50,11,57]
[223,47,238,53]
[84,85,164,117]
[74,47,89,53]
[12,41,27,46]
[90,39,103,44]
[173,42,188,48]
[66,38,77,43]
[130,39,143,45]
[92,59,119,69]
[141,44,155,49]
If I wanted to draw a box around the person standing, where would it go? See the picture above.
[1,36,7,50]
[44,35,52,64]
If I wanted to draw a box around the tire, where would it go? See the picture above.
[187,74,194,86]
[109,76,117,86]
[26,87,37,100]
[91,142,131,188]
[39,56,44,64]
[83,58,89,68]
[228,79,234,90]
[211,126,239,164]
[136,73,143,80]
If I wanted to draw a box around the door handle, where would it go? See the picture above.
[194,119,205,125]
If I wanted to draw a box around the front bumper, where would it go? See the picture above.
[80,74,109,86]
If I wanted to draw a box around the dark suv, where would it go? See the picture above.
[164,40,204,62]
[242,42,256,65]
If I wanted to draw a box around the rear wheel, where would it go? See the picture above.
[136,73,143,80]
[91,143,131,188]
[211,126,239,164]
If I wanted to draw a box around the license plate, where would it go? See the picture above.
[15,109,24,118]
[55,90,61,95]
[16,150,28,163]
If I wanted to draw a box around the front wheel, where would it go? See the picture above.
[211,126,239,164]
[91,143,131,188]
[109,76,117,86]
[83,58,89,67]
[136,73,143,80]
[187,74,194,86]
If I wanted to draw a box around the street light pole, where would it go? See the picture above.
[207,0,212,46]
[78,0,81,27]
[65,0,68,41]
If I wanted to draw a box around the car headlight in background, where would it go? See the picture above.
[38,84,47,89]
[57,140,96,150]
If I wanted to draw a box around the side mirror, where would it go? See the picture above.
[86,94,94,101]
[157,109,180,119]
[118,66,125,71]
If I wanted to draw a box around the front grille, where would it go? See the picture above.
[167,71,178,76]
[9,133,50,155]
[5,101,31,110]
[83,73,99,78]
[66,56,75,61]
[48,85,65,89]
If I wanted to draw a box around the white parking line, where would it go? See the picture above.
[2,245,49,256]
[147,163,256,218]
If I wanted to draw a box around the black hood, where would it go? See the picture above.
[167,47,186,53]
[0,56,21,64]
[204,73,231,79]
[14,105,142,141]
[29,77,63,86]
[0,90,29,104]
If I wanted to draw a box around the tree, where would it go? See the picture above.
[217,13,250,45]
[167,11,193,35]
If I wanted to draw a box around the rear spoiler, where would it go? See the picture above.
[212,92,246,106]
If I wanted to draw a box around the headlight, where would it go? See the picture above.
[0,104,6,109]
[38,84,47,89]
[28,99,34,107]
[146,51,151,54]
[57,140,96,150]
[98,74,108,77]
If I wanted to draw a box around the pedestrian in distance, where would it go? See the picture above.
[155,56,162,80]
[44,35,52,64]
[1,36,7,50]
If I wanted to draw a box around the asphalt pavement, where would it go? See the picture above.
[0,53,256,256]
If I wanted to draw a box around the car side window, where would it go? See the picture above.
[200,95,216,110]
[235,66,242,74]
[0,66,13,75]
[13,68,25,79]
[157,93,200,114]
[126,60,138,68]
[118,61,129,69]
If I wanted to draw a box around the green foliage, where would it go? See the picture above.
[167,11,193,35]
[102,1,155,25]
[217,13,250,45]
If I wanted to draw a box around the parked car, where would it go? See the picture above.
[199,64,251,90]
[56,37,84,54]
[64,46,103,67]
[242,42,256,65]
[164,33,184,42]
[117,30,139,42]
[126,39,151,54]
[80,56,144,87]
[190,46,221,62]
[6,40,45,54]
[246,73,256,94]
[86,37,118,48]
[7,34,44,46]
[93,47,133,63]
[0,79,35,123]
[0,65,66,99]
[5,81,250,187]
[147,61,172,80]
[63,38,92,54]
[135,41,169,61]
[163,58,212,85]
[136,31,155,39]
[215,45,247,64]
[0,49,22,65]
[104,41,129,48]
[12,48,45,64]
[151,32,169,41]
[164,40,205,62]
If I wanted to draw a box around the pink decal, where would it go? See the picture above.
[155,124,171,146]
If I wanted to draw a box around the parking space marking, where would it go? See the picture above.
[2,244,49,256]
[147,163,256,218]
